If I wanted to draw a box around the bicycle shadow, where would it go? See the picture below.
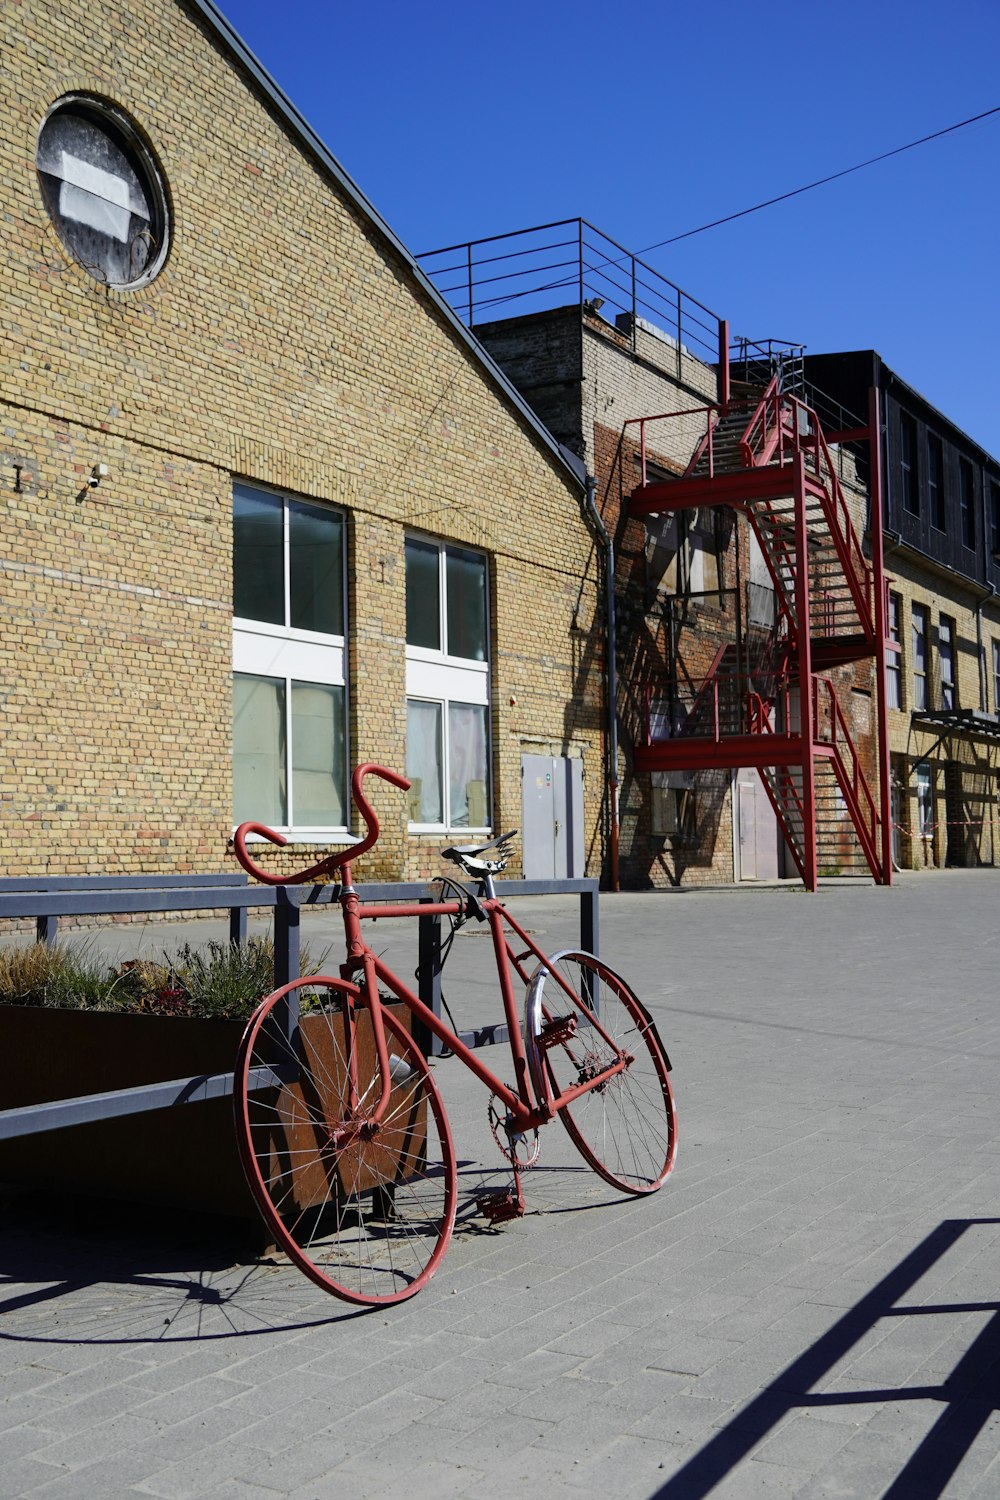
[649,1218,1000,1499]
[0,1187,358,1343]
[0,1153,656,1342]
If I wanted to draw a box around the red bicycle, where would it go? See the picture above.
[232,764,677,1307]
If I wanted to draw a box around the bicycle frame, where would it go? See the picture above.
[335,880,629,1135]
[234,762,629,1138]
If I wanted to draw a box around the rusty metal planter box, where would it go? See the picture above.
[0,1002,415,1222]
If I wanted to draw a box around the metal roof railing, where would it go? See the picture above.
[417,218,726,371]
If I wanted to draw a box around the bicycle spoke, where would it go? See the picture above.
[235,980,457,1307]
[529,952,677,1194]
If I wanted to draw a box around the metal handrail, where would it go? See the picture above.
[0,873,601,1142]
[645,668,793,747]
[417,217,725,363]
[812,677,881,866]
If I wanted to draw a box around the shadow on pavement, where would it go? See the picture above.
[652,1219,1000,1499]
[0,1187,357,1341]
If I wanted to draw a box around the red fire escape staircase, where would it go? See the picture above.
[628,379,888,887]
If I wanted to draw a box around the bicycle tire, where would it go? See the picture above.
[234,977,457,1306]
[525,951,677,1194]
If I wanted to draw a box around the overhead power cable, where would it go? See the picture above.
[639,105,1000,252]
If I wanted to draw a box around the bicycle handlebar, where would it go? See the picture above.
[232,763,411,885]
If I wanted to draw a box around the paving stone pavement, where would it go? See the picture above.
[4,871,1000,1499]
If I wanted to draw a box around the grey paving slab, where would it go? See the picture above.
[5,873,1000,1497]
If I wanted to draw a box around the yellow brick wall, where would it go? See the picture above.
[883,558,1000,869]
[1,0,602,880]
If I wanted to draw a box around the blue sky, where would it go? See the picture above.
[218,0,1000,455]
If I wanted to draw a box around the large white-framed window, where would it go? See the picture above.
[232,482,348,835]
[405,535,491,831]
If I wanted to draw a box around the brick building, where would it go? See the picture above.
[1,0,603,883]
[806,352,1000,870]
[421,223,888,889]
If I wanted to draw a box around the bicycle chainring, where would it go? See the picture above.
[487,1092,540,1169]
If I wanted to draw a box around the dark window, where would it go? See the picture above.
[938,616,956,710]
[900,414,919,516]
[927,435,945,532]
[405,537,441,650]
[960,460,976,550]
[446,547,488,662]
[233,488,283,625]
[405,537,487,661]
[233,485,344,632]
[912,604,929,711]
[991,482,1000,565]
[886,591,902,710]
[288,500,344,635]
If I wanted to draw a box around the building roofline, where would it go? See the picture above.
[809,349,1000,471]
[184,0,584,492]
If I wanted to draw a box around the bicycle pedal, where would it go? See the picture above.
[477,1189,525,1224]
[537,1014,578,1049]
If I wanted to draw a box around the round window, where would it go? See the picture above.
[36,96,170,289]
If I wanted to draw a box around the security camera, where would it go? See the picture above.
[88,463,110,488]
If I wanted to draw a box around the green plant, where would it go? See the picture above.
[0,936,324,1018]
[170,938,278,1019]
[0,943,134,1011]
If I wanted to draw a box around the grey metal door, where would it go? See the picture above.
[737,768,781,881]
[521,755,583,879]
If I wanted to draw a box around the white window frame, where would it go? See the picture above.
[232,483,350,841]
[405,535,491,834]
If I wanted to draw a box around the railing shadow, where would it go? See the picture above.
[653,1218,1000,1498]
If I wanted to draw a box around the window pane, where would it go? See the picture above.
[886,660,901,711]
[901,415,919,516]
[233,487,284,624]
[291,682,346,827]
[928,436,945,531]
[917,767,933,838]
[405,539,441,650]
[233,673,286,825]
[406,700,443,823]
[912,607,928,711]
[939,618,955,710]
[289,502,343,635]
[960,461,976,550]
[448,703,488,827]
[446,547,487,661]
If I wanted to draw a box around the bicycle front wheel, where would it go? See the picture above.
[235,978,457,1306]
[526,952,677,1194]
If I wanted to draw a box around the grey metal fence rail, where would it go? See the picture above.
[0,874,599,1142]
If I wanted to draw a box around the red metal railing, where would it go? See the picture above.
[738,384,873,639]
[644,667,791,747]
[811,676,881,872]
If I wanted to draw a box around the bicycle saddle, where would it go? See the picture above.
[441,829,517,875]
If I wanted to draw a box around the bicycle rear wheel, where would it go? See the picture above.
[234,978,457,1306]
[526,951,677,1194]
